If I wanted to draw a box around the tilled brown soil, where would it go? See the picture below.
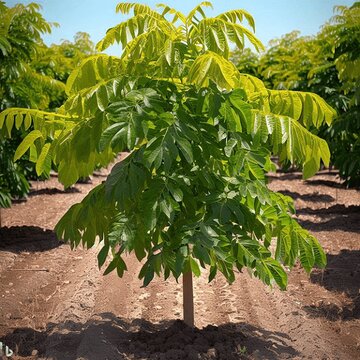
[0,166,359,360]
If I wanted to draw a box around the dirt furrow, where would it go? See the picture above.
[0,169,359,359]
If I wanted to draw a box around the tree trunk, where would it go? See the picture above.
[183,271,194,327]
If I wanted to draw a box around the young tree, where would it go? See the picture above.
[0,2,336,326]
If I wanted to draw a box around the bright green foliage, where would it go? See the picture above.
[0,1,64,110]
[243,2,360,186]
[230,48,260,77]
[321,2,360,185]
[330,3,360,103]
[0,0,96,207]
[258,31,323,91]
[32,32,96,108]
[0,1,58,206]
[0,2,335,289]
[0,136,30,207]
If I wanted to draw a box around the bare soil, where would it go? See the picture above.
[0,165,359,360]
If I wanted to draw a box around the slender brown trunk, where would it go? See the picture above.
[183,271,194,327]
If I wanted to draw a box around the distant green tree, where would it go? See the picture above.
[258,31,322,91]
[0,1,57,207]
[230,48,260,78]
[0,1,65,110]
[321,2,360,185]
[0,2,95,207]
[33,32,96,108]
[255,2,360,185]
[34,32,95,83]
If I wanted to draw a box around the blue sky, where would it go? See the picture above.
[6,0,355,54]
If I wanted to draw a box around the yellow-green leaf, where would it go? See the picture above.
[36,143,51,176]
[188,51,238,90]
[14,130,43,161]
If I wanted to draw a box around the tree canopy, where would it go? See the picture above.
[0,1,95,207]
[0,2,336,291]
[231,2,360,185]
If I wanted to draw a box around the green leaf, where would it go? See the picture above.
[58,159,79,188]
[263,258,287,290]
[209,266,217,282]
[168,183,183,202]
[229,91,252,130]
[103,257,118,275]
[24,113,32,130]
[142,264,155,287]
[65,55,124,95]
[298,235,315,273]
[189,257,201,277]
[160,197,172,219]
[217,9,256,31]
[98,245,109,268]
[116,256,127,277]
[96,85,109,112]
[193,243,211,265]
[29,144,38,162]
[188,51,238,90]
[220,101,242,132]
[176,137,193,163]
[144,137,164,169]
[303,157,318,180]
[14,130,43,161]
[15,113,23,129]
[35,143,51,176]
[99,123,125,152]
[251,111,331,175]
[311,236,327,268]
[251,90,336,129]
[224,138,237,157]
[140,179,165,232]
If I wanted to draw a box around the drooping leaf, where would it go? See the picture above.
[35,143,51,176]
[188,51,238,90]
[14,130,43,161]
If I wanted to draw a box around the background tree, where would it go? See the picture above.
[258,31,325,91]
[229,48,260,78]
[0,1,63,110]
[0,1,95,209]
[0,2,335,326]
[233,2,360,185]
[0,1,57,209]
[320,2,360,185]
[33,32,96,108]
